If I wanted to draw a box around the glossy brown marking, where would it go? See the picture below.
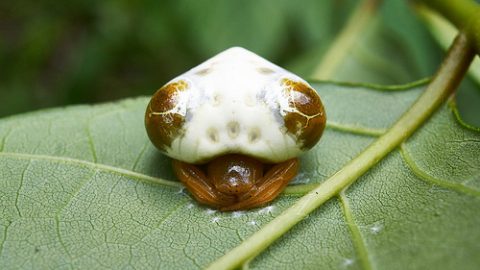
[207,154,263,195]
[145,80,188,151]
[282,78,326,150]
[173,160,236,207]
[172,155,299,211]
[222,158,298,211]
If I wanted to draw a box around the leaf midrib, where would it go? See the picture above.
[0,152,183,189]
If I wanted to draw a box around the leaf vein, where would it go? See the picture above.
[0,125,14,152]
[339,192,373,270]
[86,117,98,163]
[132,141,149,171]
[0,221,11,259]
[55,215,72,260]
[326,121,385,137]
[56,170,98,218]
[131,200,189,248]
[14,160,31,218]
[0,152,183,189]
[400,144,480,197]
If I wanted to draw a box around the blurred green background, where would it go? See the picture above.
[0,0,478,124]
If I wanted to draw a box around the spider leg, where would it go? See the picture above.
[220,158,299,211]
[172,160,236,208]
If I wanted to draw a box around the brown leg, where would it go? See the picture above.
[220,158,299,211]
[172,160,236,208]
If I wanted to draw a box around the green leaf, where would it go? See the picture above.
[0,81,479,269]
[415,4,480,127]
[290,0,443,84]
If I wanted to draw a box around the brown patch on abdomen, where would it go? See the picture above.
[145,80,188,151]
[282,79,326,150]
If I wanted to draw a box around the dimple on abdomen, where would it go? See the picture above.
[205,121,262,146]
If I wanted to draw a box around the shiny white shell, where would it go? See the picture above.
[162,47,314,164]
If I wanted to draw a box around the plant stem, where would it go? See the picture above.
[311,0,381,80]
[418,0,480,54]
[415,4,480,85]
[283,183,317,195]
[206,33,474,270]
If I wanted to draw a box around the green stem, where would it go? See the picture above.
[311,0,381,80]
[415,4,480,85]
[206,33,474,270]
[418,0,480,54]
[283,183,318,195]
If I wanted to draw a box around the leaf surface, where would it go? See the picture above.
[0,81,479,269]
